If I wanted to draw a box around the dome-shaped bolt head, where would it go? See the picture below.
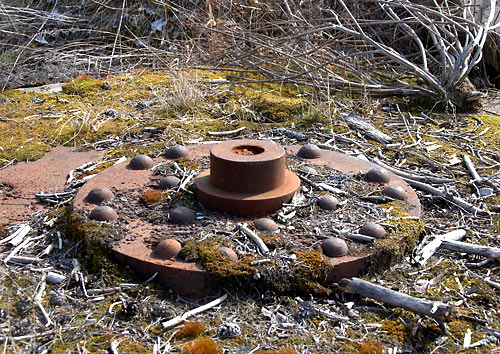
[253,218,278,232]
[321,237,349,257]
[359,222,387,239]
[298,144,321,159]
[165,145,190,159]
[154,239,182,260]
[85,187,114,204]
[159,176,180,189]
[317,195,339,210]
[216,247,238,262]
[382,185,408,201]
[128,154,153,170]
[365,167,391,183]
[89,206,118,222]
[170,206,196,225]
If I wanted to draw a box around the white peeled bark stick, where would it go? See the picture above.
[237,223,269,254]
[416,229,466,266]
[0,224,30,246]
[7,256,38,264]
[440,240,500,259]
[162,293,228,329]
[36,301,53,327]
[405,178,489,215]
[463,154,482,183]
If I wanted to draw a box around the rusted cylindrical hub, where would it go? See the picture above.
[210,140,285,193]
[195,139,300,216]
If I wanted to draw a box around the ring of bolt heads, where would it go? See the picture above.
[72,142,421,296]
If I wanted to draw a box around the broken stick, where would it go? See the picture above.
[237,223,269,254]
[338,277,452,322]
[404,179,489,215]
[440,240,500,259]
[162,293,228,329]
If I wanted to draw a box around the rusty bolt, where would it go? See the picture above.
[89,206,117,222]
[170,206,195,225]
[359,222,387,239]
[154,239,182,259]
[159,176,180,189]
[85,186,114,204]
[365,167,391,183]
[321,237,348,257]
[382,185,408,201]
[165,145,190,159]
[298,144,321,159]
[317,195,339,210]
[216,247,238,262]
[128,154,153,170]
[253,218,278,232]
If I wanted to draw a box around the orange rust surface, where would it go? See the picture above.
[0,147,100,226]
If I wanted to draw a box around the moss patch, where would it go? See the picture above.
[59,208,120,272]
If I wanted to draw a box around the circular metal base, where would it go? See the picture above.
[71,142,421,297]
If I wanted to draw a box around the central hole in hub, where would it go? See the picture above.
[232,145,265,156]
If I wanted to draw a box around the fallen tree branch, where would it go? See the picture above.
[440,240,500,259]
[404,178,489,215]
[338,277,452,322]
[463,154,482,184]
[373,158,454,184]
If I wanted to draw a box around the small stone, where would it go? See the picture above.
[101,81,111,90]
[253,218,278,232]
[321,237,348,257]
[159,176,180,189]
[217,322,241,338]
[359,222,387,239]
[49,293,65,306]
[317,195,339,210]
[479,187,494,197]
[299,166,318,175]
[382,185,408,201]
[154,239,182,259]
[365,167,391,183]
[128,154,153,170]
[165,145,190,159]
[298,144,322,159]
[85,186,114,204]
[216,247,238,262]
[170,206,195,225]
[89,206,118,221]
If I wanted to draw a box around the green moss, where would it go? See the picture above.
[59,208,120,272]
[363,201,424,272]
[176,157,200,170]
[447,319,484,346]
[51,335,149,354]
[380,319,409,342]
[179,240,334,295]
[61,76,104,97]
[0,140,51,163]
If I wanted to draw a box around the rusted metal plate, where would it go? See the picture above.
[72,141,421,296]
[0,147,100,227]
[286,145,421,216]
